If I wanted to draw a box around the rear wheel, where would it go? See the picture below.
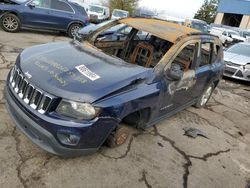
[0,13,21,32]
[68,23,82,38]
[106,127,129,148]
[194,83,214,108]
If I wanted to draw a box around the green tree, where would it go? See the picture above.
[194,0,219,24]
[108,0,139,15]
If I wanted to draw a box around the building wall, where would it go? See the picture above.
[217,0,250,15]
[240,15,250,29]
[215,0,250,29]
[214,13,224,24]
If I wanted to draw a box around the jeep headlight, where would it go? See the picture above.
[244,64,250,70]
[56,100,100,120]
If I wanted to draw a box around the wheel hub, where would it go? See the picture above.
[116,133,128,145]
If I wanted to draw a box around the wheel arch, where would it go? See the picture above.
[121,107,152,129]
[0,11,20,19]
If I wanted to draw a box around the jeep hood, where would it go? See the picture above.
[1,0,22,4]
[17,42,152,103]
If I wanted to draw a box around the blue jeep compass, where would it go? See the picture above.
[5,18,225,156]
[0,0,89,37]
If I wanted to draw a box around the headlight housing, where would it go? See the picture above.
[56,100,100,120]
[244,64,250,70]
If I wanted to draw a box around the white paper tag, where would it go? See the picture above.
[75,64,100,81]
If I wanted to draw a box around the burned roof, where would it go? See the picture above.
[119,18,200,43]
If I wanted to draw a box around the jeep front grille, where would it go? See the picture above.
[9,66,53,114]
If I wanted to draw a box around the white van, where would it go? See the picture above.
[111,9,129,20]
[88,5,110,23]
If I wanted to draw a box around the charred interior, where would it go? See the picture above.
[92,24,173,68]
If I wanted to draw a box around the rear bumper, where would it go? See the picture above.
[5,87,98,157]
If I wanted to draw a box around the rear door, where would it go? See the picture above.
[48,0,75,30]
[191,39,215,98]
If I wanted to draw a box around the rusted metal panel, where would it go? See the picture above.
[119,18,200,43]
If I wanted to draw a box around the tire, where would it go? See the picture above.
[106,127,129,148]
[194,83,214,108]
[0,13,21,33]
[68,23,82,38]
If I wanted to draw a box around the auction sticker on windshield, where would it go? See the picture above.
[76,65,100,81]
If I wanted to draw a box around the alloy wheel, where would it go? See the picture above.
[71,25,80,36]
[3,16,18,31]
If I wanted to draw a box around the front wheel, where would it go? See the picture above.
[0,13,21,33]
[68,23,82,38]
[194,83,214,108]
[106,127,129,148]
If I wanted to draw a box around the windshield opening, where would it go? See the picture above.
[89,6,104,14]
[88,22,173,68]
[227,43,250,57]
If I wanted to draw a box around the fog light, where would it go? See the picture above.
[57,132,80,146]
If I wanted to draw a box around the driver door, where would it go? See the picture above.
[158,40,199,117]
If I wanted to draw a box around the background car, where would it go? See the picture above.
[224,42,250,82]
[111,9,129,20]
[0,0,89,37]
[210,27,245,46]
[88,4,110,23]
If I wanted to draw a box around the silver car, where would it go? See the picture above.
[224,42,250,82]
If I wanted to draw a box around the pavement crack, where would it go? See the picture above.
[212,95,249,116]
[152,126,191,188]
[0,52,7,64]
[139,169,152,188]
[188,149,231,161]
[12,127,30,188]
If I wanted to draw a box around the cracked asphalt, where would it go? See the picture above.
[0,29,250,188]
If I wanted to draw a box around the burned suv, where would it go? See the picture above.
[5,18,224,156]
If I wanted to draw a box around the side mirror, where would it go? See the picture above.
[28,2,36,8]
[166,63,184,81]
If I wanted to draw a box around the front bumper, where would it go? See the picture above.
[223,64,250,82]
[5,85,118,157]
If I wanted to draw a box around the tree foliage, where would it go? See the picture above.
[194,0,219,24]
[108,0,139,15]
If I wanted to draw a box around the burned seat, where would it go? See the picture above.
[130,42,154,68]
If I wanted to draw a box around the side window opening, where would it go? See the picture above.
[172,43,197,72]
[199,42,212,67]
[32,0,50,8]
[51,0,73,12]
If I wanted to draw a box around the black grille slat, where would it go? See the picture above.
[18,79,28,98]
[30,90,42,109]
[9,67,53,114]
